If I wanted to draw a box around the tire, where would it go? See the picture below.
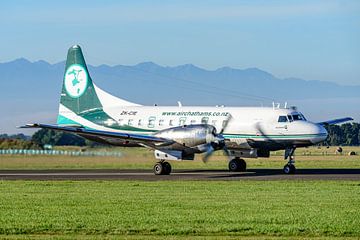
[283,164,296,174]
[238,159,247,172]
[153,162,164,175]
[229,159,239,172]
[162,162,172,175]
[229,158,247,172]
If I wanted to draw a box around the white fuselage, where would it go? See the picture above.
[68,105,327,151]
[59,85,328,152]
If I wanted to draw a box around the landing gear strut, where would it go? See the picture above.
[283,147,296,174]
[153,161,172,175]
[228,157,247,172]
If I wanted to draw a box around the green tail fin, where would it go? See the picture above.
[59,45,102,116]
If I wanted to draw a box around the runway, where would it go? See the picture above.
[0,169,360,180]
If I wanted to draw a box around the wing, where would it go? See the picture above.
[317,117,353,126]
[20,123,173,147]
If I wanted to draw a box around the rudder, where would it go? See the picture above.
[58,45,103,124]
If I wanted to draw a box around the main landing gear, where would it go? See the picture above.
[153,161,172,175]
[228,157,247,172]
[283,147,296,174]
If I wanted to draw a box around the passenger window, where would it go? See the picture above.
[179,117,186,126]
[201,117,209,124]
[169,120,174,126]
[148,117,156,128]
[278,116,287,122]
[138,119,142,126]
[159,119,164,126]
[128,119,133,126]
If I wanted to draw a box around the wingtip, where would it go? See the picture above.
[18,123,40,128]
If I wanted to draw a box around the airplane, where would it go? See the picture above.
[21,45,353,175]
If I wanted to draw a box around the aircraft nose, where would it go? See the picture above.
[311,123,328,144]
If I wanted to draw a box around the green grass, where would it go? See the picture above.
[0,181,360,239]
[0,146,359,170]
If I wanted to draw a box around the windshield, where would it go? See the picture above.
[278,113,307,123]
[287,115,293,122]
[292,113,307,121]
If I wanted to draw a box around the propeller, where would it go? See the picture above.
[202,114,232,163]
[253,121,280,147]
[254,122,270,141]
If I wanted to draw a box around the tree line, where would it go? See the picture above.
[325,122,360,146]
[0,123,359,149]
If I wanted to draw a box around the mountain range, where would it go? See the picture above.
[1,59,359,134]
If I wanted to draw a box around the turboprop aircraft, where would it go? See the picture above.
[21,45,353,175]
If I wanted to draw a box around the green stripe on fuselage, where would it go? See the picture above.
[57,115,81,126]
[223,133,326,139]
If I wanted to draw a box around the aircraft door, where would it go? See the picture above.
[275,115,289,134]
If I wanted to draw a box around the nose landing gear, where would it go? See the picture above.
[283,147,296,174]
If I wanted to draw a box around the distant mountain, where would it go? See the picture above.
[0,59,359,134]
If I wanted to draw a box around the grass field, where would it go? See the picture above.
[1,146,359,239]
[0,180,360,239]
[0,146,359,170]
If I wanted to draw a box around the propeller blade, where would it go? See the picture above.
[202,146,214,163]
[219,114,232,134]
[254,122,272,141]
[222,144,230,157]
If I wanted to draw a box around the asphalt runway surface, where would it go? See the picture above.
[0,168,360,181]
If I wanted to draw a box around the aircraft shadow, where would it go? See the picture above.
[179,168,360,179]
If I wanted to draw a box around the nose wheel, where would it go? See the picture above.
[153,161,172,175]
[283,163,296,174]
[283,147,296,174]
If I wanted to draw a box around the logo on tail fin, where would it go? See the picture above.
[64,64,88,98]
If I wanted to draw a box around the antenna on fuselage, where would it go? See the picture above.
[177,101,182,107]
[272,102,280,110]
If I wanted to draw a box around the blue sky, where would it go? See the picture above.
[0,0,359,85]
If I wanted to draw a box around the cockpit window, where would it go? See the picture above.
[292,113,307,121]
[278,116,288,122]
[287,115,293,122]
[292,114,301,121]
[300,114,307,121]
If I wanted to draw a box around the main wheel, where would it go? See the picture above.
[229,158,246,172]
[162,162,172,175]
[283,164,296,174]
[238,158,247,172]
[153,162,164,175]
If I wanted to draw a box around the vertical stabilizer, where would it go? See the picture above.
[59,45,102,115]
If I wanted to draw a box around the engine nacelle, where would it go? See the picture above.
[154,124,222,151]
[154,149,194,161]
[228,148,270,158]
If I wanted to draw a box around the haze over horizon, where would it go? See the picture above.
[1,57,359,134]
